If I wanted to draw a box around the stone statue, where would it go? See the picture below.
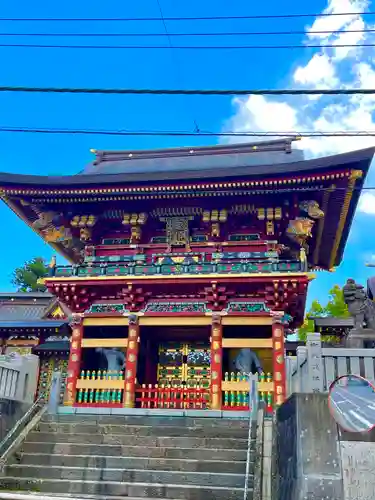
[343,278,375,330]
[233,348,263,375]
[343,278,375,347]
[95,348,126,372]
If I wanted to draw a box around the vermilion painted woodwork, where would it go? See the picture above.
[64,314,83,406]
[123,315,140,408]
[210,314,223,410]
[272,316,286,406]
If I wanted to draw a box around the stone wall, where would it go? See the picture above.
[0,354,39,403]
[273,393,343,500]
[0,398,31,443]
[273,393,375,500]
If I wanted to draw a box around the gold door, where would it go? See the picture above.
[157,341,211,389]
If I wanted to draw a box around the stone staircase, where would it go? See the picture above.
[0,414,256,499]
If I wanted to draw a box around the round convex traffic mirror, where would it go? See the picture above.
[328,374,375,433]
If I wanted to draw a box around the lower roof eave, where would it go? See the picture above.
[44,271,315,285]
[0,320,67,329]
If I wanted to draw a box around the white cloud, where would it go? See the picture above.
[294,54,338,87]
[358,192,375,214]
[224,0,375,163]
[306,0,368,34]
[231,95,299,133]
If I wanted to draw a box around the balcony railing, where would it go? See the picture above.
[50,259,302,279]
[73,370,274,410]
[135,383,210,410]
[75,370,125,405]
[222,372,273,411]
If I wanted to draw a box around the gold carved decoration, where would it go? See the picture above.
[71,215,96,227]
[313,185,334,265]
[286,200,324,248]
[266,221,274,236]
[161,216,193,251]
[44,226,73,244]
[328,170,363,269]
[122,213,148,226]
[286,218,315,247]
[276,354,284,364]
[299,200,324,219]
[122,213,147,243]
[211,223,220,238]
[80,228,92,242]
[71,215,96,242]
[202,210,227,239]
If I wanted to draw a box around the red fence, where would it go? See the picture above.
[135,384,210,410]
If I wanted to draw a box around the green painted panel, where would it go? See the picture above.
[106,266,130,276]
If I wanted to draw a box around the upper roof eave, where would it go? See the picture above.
[0,147,374,188]
[92,138,295,159]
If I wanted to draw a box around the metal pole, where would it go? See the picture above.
[244,374,258,500]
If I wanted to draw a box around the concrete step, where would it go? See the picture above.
[21,442,248,461]
[43,414,250,429]
[5,465,248,489]
[37,422,249,438]
[0,477,249,500]
[15,453,248,474]
[0,494,179,500]
[26,432,248,449]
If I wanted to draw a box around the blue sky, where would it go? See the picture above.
[0,0,375,310]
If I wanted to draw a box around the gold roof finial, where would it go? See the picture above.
[90,149,97,154]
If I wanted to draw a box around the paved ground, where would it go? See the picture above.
[330,381,375,432]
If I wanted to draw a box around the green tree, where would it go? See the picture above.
[298,285,349,342]
[11,257,49,292]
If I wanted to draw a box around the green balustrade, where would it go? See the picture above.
[76,369,125,405]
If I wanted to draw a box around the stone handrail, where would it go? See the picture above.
[0,396,46,470]
[286,333,375,395]
[243,374,259,500]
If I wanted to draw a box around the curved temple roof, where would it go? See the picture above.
[0,143,372,187]
[0,143,374,272]
[81,139,305,176]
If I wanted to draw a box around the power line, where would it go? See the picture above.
[0,86,375,96]
[154,0,201,133]
[0,42,374,50]
[0,28,374,37]
[0,126,375,137]
[0,11,374,21]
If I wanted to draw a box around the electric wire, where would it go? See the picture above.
[0,42,374,50]
[0,11,374,21]
[0,126,375,137]
[0,28,374,37]
[0,86,375,95]
[155,0,201,133]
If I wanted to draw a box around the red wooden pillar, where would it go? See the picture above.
[210,313,223,410]
[124,314,140,408]
[271,312,286,406]
[65,314,84,406]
